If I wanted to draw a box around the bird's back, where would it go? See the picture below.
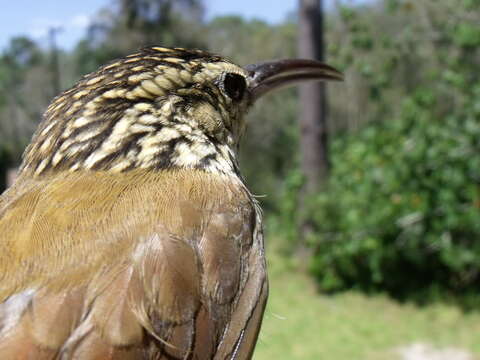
[0,169,267,359]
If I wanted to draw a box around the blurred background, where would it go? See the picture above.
[1,0,480,359]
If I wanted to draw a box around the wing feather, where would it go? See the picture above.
[0,170,267,359]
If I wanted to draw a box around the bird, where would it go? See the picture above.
[0,46,342,359]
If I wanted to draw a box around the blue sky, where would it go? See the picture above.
[0,0,302,51]
[0,0,368,50]
[0,0,107,50]
[1,1,369,51]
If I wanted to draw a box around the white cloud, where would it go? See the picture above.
[71,14,91,29]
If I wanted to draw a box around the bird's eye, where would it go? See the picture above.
[222,73,246,101]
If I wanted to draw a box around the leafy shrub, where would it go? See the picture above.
[309,87,480,305]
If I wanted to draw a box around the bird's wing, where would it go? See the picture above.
[0,169,267,359]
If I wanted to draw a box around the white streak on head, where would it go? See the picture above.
[40,121,56,136]
[157,127,180,142]
[35,158,49,175]
[138,114,159,125]
[71,116,90,128]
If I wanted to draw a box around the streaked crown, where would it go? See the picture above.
[21,47,251,177]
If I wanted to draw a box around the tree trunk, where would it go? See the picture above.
[298,0,328,194]
[49,27,62,97]
[297,0,328,251]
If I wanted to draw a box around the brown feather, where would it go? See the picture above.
[0,169,267,359]
[0,318,57,360]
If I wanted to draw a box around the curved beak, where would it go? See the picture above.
[245,59,343,101]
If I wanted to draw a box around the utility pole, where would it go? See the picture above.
[48,27,62,96]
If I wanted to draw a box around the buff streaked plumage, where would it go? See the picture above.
[21,47,249,178]
[0,45,342,359]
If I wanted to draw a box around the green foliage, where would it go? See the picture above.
[72,0,205,77]
[0,37,51,159]
[307,0,480,305]
[267,169,305,252]
[310,96,480,304]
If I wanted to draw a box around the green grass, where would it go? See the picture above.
[253,250,480,360]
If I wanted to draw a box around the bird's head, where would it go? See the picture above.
[21,47,342,178]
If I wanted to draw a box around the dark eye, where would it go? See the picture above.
[222,73,246,101]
